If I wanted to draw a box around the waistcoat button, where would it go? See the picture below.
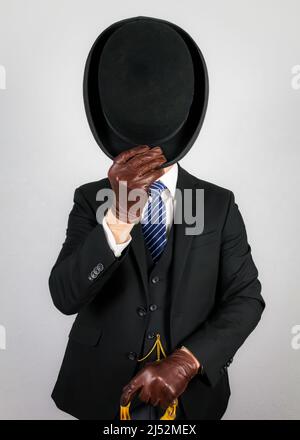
[127,351,137,361]
[149,304,158,312]
[151,276,160,284]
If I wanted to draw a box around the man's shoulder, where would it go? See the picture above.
[74,171,233,197]
[74,168,234,206]
[182,168,236,228]
[75,177,111,196]
[71,178,111,213]
[181,167,233,199]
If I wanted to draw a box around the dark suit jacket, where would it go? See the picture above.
[49,164,265,420]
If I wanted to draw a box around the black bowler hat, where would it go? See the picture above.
[83,16,209,166]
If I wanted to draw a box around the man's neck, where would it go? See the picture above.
[162,164,174,175]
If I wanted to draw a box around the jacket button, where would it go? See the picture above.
[147,332,156,339]
[127,352,137,361]
[137,307,147,317]
[149,304,157,312]
[151,276,160,284]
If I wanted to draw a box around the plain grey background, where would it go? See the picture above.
[0,0,300,419]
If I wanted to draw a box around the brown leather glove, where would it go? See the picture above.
[120,348,200,410]
[108,145,167,223]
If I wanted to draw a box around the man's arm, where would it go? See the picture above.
[181,191,265,387]
[48,187,128,315]
[120,190,265,409]
[49,146,167,316]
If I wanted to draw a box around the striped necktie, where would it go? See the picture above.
[141,181,167,263]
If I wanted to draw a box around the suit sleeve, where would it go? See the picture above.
[48,186,129,315]
[181,191,265,387]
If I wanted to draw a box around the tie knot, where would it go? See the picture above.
[149,180,167,197]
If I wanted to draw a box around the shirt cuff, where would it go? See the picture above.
[102,215,132,258]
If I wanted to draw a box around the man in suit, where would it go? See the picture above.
[49,17,265,420]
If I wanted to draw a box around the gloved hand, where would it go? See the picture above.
[120,348,200,410]
[108,145,167,223]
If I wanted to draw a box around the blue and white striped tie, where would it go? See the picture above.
[141,181,167,263]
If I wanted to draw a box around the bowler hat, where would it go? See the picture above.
[83,16,209,166]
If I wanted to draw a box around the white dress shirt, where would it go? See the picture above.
[102,163,178,257]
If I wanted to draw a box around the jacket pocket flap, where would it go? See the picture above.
[69,323,103,346]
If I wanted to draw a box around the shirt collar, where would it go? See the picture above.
[156,162,178,198]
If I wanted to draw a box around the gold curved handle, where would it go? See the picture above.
[120,398,178,420]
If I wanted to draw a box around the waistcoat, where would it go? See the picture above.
[129,224,179,418]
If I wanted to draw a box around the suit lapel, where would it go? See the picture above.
[170,164,198,316]
[130,221,149,302]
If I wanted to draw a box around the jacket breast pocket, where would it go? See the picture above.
[190,231,220,249]
[68,322,103,347]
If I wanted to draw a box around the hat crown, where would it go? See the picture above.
[99,20,195,145]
